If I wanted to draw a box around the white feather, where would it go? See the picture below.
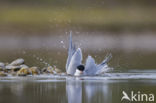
[84,56,97,75]
[96,53,112,75]
[66,32,76,71]
[67,48,82,75]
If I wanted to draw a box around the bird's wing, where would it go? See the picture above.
[84,56,97,75]
[97,53,112,70]
[95,53,112,75]
[66,32,76,71]
[95,65,113,75]
[67,48,83,75]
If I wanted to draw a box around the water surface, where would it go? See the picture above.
[0,74,156,103]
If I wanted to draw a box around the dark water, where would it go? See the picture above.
[0,78,156,103]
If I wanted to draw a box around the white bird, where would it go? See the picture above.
[66,32,112,76]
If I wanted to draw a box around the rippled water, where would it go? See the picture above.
[0,72,156,103]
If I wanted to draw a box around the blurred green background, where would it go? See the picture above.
[0,0,156,34]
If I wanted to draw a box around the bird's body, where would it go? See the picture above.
[66,32,112,76]
[74,69,83,76]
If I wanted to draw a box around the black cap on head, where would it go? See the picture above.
[77,65,85,71]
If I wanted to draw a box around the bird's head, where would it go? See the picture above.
[77,65,85,71]
[74,65,85,76]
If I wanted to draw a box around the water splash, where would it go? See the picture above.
[32,54,51,67]
[1,71,156,82]
[60,40,66,49]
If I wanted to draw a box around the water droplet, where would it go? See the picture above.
[36,57,40,60]
[40,59,43,61]
[22,51,26,54]
[60,41,64,44]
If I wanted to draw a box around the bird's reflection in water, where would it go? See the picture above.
[66,79,112,103]
[66,79,82,103]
